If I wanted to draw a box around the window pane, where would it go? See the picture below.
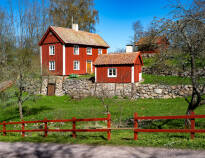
[109,69,112,75]
[113,69,116,75]
[98,49,102,54]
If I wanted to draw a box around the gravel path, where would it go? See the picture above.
[0,142,204,158]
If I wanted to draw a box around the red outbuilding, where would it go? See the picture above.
[39,24,109,76]
[94,52,143,83]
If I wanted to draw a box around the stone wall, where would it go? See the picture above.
[41,77,194,99]
[63,79,193,99]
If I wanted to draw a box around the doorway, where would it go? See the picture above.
[47,83,55,96]
[86,60,92,74]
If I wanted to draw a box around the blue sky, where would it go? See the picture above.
[0,0,190,52]
[94,0,171,52]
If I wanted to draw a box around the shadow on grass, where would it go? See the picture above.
[1,105,53,122]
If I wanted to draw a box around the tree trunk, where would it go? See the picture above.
[18,100,23,120]
[185,107,193,128]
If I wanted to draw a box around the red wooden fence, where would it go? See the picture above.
[0,114,111,140]
[134,112,205,140]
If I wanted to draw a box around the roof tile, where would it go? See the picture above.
[94,52,141,66]
[50,26,109,48]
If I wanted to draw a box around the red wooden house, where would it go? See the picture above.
[94,52,143,83]
[39,24,109,76]
[135,36,169,54]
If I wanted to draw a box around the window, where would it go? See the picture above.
[49,45,55,55]
[74,45,79,55]
[108,68,117,77]
[98,49,102,55]
[49,61,55,70]
[87,47,92,55]
[73,61,80,70]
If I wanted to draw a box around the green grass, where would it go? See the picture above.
[0,94,205,149]
[142,74,193,85]
[142,57,154,67]
[67,74,95,80]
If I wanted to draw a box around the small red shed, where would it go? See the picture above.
[94,52,143,83]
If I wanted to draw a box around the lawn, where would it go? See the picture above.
[142,74,193,85]
[0,94,205,149]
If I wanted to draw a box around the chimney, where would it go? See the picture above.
[72,24,78,31]
[126,45,133,53]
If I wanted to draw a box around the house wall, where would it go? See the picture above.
[41,32,63,76]
[96,65,132,83]
[65,45,107,75]
[134,56,142,82]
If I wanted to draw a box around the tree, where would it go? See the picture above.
[154,0,205,116]
[132,20,144,51]
[0,0,47,120]
[49,0,99,32]
[0,9,15,82]
[0,49,41,120]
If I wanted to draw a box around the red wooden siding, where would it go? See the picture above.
[134,57,142,82]
[42,32,61,44]
[42,43,63,76]
[65,45,107,75]
[96,65,132,83]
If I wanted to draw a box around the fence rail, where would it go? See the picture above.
[0,114,111,140]
[1,112,205,141]
[134,112,205,140]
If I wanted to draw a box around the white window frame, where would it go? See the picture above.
[87,47,92,55]
[74,45,79,55]
[98,48,102,55]
[49,45,55,55]
[108,68,117,78]
[49,61,55,71]
[73,60,80,70]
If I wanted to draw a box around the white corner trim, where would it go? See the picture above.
[63,45,66,75]
[131,66,134,83]
[95,67,97,82]
[139,72,142,81]
[91,61,93,73]
[40,46,42,75]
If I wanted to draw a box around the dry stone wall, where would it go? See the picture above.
[41,77,194,99]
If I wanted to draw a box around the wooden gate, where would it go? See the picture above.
[47,83,55,96]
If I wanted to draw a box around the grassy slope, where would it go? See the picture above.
[142,74,192,85]
[0,95,205,149]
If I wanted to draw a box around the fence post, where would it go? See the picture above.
[134,113,138,140]
[72,117,76,138]
[3,121,6,136]
[22,120,25,137]
[107,113,111,140]
[44,118,48,137]
[190,111,195,139]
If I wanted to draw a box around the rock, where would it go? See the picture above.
[154,89,163,94]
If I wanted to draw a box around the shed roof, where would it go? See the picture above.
[39,26,109,48]
[94,52,143,66]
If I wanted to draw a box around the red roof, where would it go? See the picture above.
[39,26,109,47]
[94,52,143,66]
[135,36,168,46]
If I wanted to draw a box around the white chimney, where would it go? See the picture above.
[72,24,78,31]
[126,45,133,53]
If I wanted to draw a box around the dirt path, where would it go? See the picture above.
[0,142,204,158]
